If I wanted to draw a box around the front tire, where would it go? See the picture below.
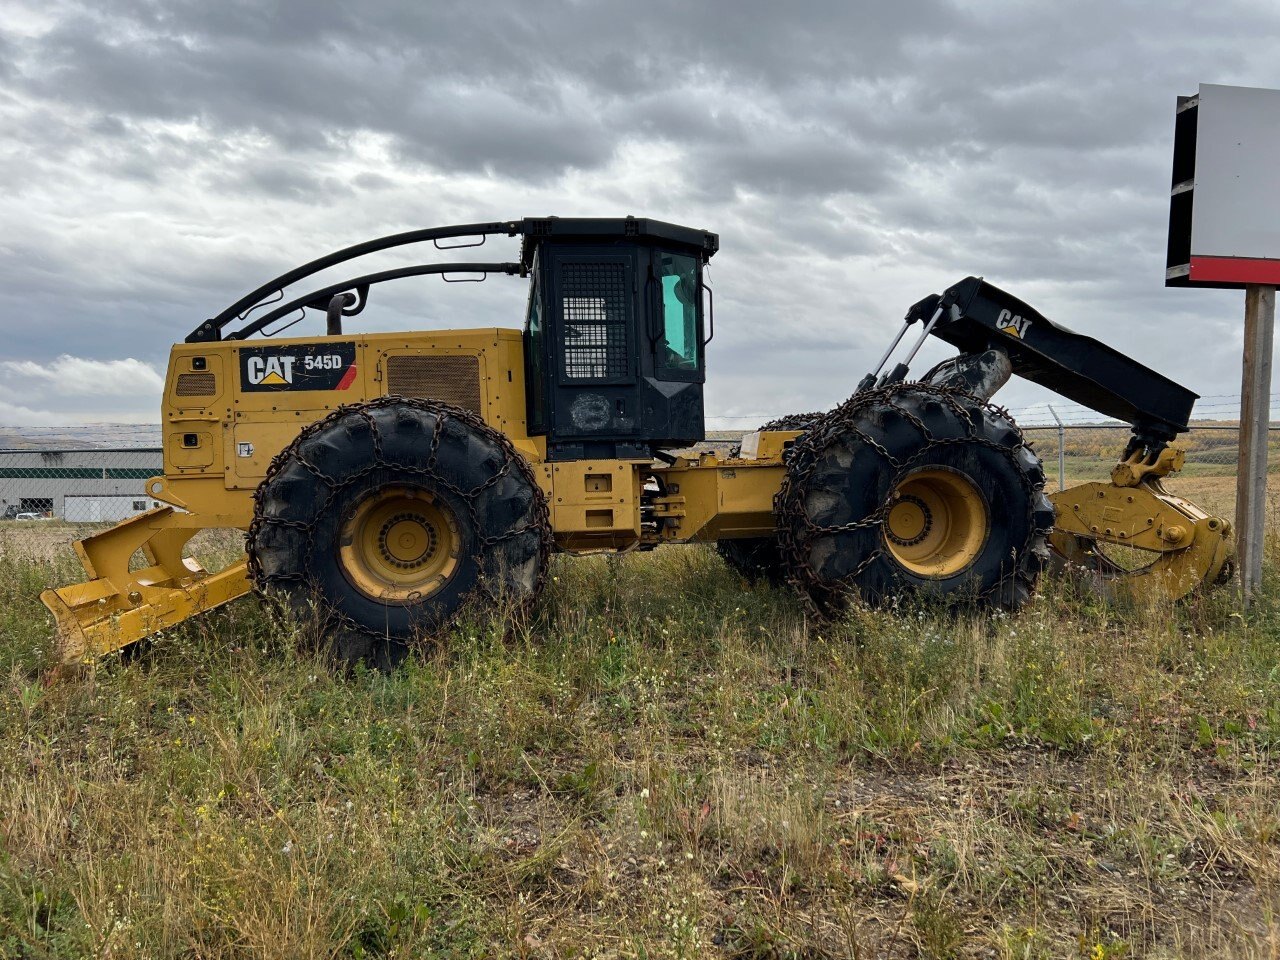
[247,398,551,667]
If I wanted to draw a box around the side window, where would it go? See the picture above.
[525,272,547,433]
[656,252,700,379]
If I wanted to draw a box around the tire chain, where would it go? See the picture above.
[246,396,554,648]
[774,381,1054,613]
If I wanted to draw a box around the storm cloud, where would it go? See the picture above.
[1,0,1278,424]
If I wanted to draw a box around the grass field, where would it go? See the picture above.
[2,508,1280,957]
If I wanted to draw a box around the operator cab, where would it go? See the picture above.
[518,217,719,460]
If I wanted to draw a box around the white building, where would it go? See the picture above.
[0,448,164,520]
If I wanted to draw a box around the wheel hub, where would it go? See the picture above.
[339,487,460,602]
[379,514,438,568]
[886,494,933,547]
[882,468,989,578]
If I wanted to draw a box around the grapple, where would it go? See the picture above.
[865,276,1234,603]
[1047,447,1233,602]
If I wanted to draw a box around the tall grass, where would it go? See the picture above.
[1,544,1278,958]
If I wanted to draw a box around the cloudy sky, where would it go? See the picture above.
[1,0,1278,428]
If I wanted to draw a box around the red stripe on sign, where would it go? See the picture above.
[336,364,358,389]
[1190,256,1280,285]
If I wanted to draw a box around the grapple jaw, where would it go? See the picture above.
[1048,448,1234,604]
[40,506,250,664]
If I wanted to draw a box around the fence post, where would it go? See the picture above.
[1047,405,1066,490]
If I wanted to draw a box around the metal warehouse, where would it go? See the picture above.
[0,448,164,520]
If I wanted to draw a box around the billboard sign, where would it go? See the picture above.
[1167,83,1280,288]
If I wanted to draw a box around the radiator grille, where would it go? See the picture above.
[385,355,482,412]
[560,261,630,381]
[175,372,216,397]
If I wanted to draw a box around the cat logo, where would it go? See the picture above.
[996,308,1032,340]
[246,355,296,386]
[240,342,356,392]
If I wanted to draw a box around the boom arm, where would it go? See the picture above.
[904,277,1197,443]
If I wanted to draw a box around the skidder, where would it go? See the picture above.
[42,218,1231,667]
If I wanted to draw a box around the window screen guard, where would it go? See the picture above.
[559,261,631,382]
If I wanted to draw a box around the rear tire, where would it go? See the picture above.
[717,537,787,587]
[247,398,551,668]
[718,411,824,587]
[776,384,1052,612]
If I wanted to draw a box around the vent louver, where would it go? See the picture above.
[385,355,482,413]
[175,372,216,397]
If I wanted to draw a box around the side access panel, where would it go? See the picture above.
[225,338,376,488]
[537,460,646,551]
[158,329,538,516]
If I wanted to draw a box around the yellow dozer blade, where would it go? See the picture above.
[1048,447,1234,603]
[40,507,251,665]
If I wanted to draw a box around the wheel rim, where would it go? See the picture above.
[339,486,461,602]
[883,468,989,578]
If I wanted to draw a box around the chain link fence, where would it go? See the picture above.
[708,420,1267,529]
[1021,422,1278,524]
[0,447,165,561]
[1,423,1272,559]
[1019,424,1277,488]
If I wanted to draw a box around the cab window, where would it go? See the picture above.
[656,252,700,379]
[524,270,548,433]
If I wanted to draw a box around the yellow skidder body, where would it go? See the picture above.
[41,217,1233,668]
[154,329,788,546]
[42,329,788,662]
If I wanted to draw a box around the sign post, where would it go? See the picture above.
[1167,83,1280,606]
[1236,285,1275,600]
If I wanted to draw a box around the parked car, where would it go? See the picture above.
[14,512,50,521]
